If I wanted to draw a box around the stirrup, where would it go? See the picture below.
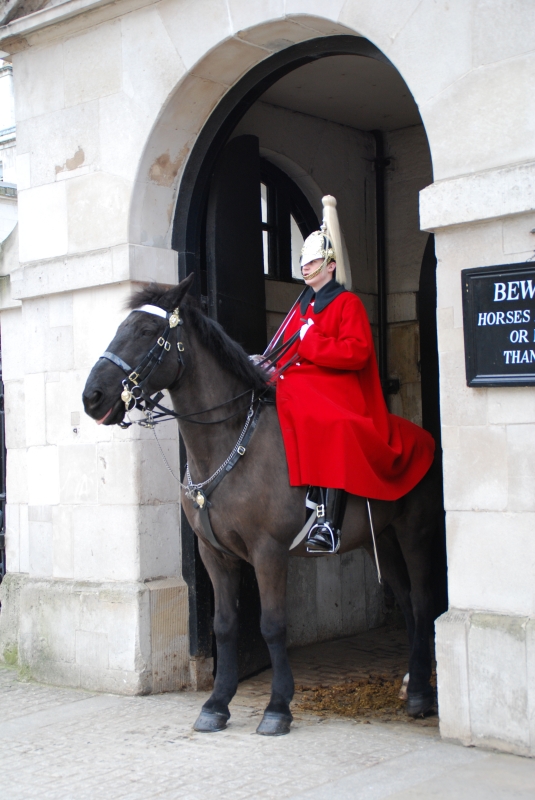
[306,521,340,554]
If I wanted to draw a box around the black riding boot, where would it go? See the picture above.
[306,488,347,554]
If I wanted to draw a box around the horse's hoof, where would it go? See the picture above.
[406,688,435,717]
[256,712,292,736]
[193,710,229,732]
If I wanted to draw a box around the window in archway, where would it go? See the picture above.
[260,159,318,283]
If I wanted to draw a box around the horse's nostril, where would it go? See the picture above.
[84,388,103,409]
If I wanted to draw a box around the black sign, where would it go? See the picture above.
[462,262,535,386]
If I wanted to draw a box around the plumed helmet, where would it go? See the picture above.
[300,195,351,290]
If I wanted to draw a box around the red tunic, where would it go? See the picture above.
[275,289,435,500]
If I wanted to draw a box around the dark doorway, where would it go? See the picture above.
[418,234,447,616]
[175,34,443,678]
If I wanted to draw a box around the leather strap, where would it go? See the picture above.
[100,351,133,373]
[191,403,263,557]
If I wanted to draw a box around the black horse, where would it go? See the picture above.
[83,274,443,735]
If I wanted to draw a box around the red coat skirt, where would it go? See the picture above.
[275,290,435,500]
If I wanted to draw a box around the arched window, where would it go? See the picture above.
[260,159,318,282]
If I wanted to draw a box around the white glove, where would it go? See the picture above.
[300,318,314,340]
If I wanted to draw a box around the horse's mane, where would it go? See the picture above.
[128,284,271,394]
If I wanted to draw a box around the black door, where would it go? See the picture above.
[206,134,267,354]
[206,134,270,678]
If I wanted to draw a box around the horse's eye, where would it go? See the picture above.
[140,328,154,337]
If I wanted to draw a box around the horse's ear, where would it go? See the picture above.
[165,273,195,308]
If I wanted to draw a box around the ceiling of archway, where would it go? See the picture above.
[259,55,421,132]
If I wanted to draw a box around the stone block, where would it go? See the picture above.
[387,293,417,324]
[16,505,29,573]
[363,550,384,629]
[189,656,214,691]
[4,380,25,449]
[502,212,535,256]
[0,307,24,381]
[316,555,343,641]
[18,101,99,189]
[192,36,264,87]
[286,557,317,647]
[147,577,189,692]
[473,0,535,66]
[13,41,64,122]
[488,386,535,425]
[129,245,179,286]
[438,350,488,428]
[16,152,30,190]
[18,182,68,263]
[99,91,153,184]
[468,613,530,754]
[446,511,535,617]
[52,505,73,578]
[158,0,231,71]
[228,0,283,33]
[340,549,367,636]
[0,572,25,665]
[66,172,131,254]
[422,54,535,182]
[6,448,28,505]
[27,445,59,506]
[506,424,535,512]
[139,437,180,506]
[29,507,53,578]
[75,629,109,670]
[72,504,139,582]
[435,609,472,744]
[122,7,185,118]
[63,20,122,107]
[59,443,98,504]
[527,618,535,756]
[5,503,20,574]
[24,372,45,447]
[22,297,74,374]
[265,279,302,314]
[443,425,507,511]
[338,0,421,54]
[236,17,318,50]
[139,504,181,582]
[387,0,472,107]
[46,370,112,447]
[97,440,139,506]
[287,10,350,36]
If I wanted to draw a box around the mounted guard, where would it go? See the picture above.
[270,195,435,554]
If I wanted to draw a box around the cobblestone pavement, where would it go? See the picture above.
[2,628,534,799]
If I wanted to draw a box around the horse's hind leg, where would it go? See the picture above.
[252,546,294,736]
[193,542,241,733]
[394,522,436,717]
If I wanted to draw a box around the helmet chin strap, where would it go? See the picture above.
[301,258,327,282]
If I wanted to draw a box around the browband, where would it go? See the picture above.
[132,304,168,319]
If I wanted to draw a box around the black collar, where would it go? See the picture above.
[299,280,346,315]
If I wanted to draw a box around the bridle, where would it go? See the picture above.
[99,303,186,428]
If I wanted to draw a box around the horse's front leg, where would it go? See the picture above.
[252,544,294,736]
[193,541,241,733]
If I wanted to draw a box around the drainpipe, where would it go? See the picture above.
[372,131,398,397]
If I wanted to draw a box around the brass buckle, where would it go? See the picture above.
[164,341,171,351]
[157,337,165,347]
[128,371,139,385]
[177,342,185,352]
[237,446,246,456]
[316,504,325,519]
